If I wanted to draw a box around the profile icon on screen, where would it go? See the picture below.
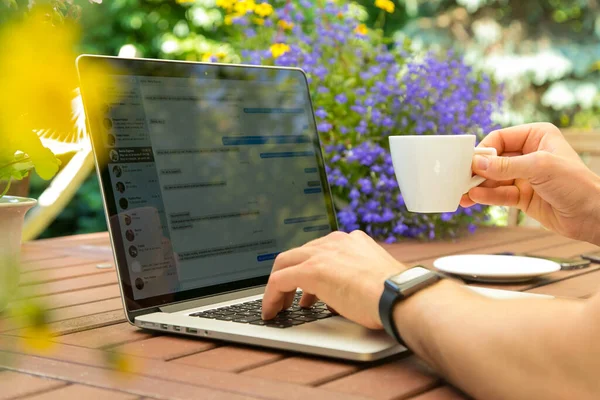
[112,165,122,178]
[125,229,135,242]
[129,245,138,258]
[116,181,125,193]
[119,198,128,210]
[123,214,132,226]
[107,134,116,147]
[135,277,144,290]
[103,118,113,130]
[109,150,119,162]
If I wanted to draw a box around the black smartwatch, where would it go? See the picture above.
[378,266,447,347]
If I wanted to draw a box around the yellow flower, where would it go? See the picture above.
[0,6,115,182]
[0,7,78,180]
[270,43,291,58]
[224,15,234,25]
[18,302,55,354]
[216,52,227,59]
[22,325,55,353]
[202,53,214,62]
[375,0,395,13]
[254,2,273,17]
[105,351,139,380]
[176,0,196,3]
[253,17,265,25]
[355,23,368,35]
[216,0,237,11]
[277,20,295,30]
[234,0,256,15]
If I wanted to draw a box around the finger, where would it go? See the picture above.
[479,124,541,155]
[478,178,515,189]
[468,186,521,207]
[459,194,475,208]
[272,248,314,310]
[327,304,339,315]
[299,293,317,308]
[262,265,315,320]
[283,292,296,310]
[472,151,557,182]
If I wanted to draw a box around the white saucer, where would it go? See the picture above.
[433,255,561,283]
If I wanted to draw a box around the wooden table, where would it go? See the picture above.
[1,227,599,400]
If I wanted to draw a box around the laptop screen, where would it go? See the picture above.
[77,56,337,312]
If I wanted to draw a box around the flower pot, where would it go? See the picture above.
[0,196,36,311]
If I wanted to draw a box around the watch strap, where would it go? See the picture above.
[379,267,448,348]
[379,280,407,346]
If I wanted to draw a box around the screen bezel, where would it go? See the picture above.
[76,55,339,314]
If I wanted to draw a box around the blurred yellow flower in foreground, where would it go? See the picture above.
[355,24,368,35]
[105,350,138,379]
[375,0,395,13]
[270,43,291,58]
[0,7,77,181]
[17,302,55,354]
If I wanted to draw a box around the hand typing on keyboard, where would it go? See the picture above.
[190,292,334,328]
[261,230,405,329]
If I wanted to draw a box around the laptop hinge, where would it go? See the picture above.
[158,285,266,314]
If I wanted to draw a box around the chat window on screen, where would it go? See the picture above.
[102,74,332,300]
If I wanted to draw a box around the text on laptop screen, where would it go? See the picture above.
[96,68,334,302]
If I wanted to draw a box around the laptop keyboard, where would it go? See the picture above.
[189,292,334,328]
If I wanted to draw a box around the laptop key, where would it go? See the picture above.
[250,320,267,326]
[216,315,235,321]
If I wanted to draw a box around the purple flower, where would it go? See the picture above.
[335,93,348,104]
[317,122,333,133]
[315,109,328,119]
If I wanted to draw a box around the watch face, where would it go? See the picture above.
[390,266,431,285]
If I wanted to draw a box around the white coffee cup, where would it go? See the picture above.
[389,135,497,213]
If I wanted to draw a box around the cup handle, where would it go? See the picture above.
[465,147,498,193]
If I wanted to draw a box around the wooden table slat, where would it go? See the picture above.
[526,269,600,299]
[171,345,285,373]
[0,370,67,400]
[111,335,217,361]
[54,322,154,349]
[319,356,439,400]
[20,256,109,273]
[19,272,118,299]
[1,298,124,333]
[241,355,360,386]
[8,285,121,313]
[20,384,140,400]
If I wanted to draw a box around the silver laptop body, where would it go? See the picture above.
[77,55,403,361]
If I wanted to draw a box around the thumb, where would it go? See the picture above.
[472,151,556,181]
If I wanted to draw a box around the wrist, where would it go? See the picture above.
[391,279,465,360]
[587,180,600,246]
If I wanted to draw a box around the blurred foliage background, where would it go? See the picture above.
[4,0,600,238]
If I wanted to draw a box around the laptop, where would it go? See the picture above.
[76,55,404,361]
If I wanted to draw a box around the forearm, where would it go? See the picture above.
[394,281,599,400]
